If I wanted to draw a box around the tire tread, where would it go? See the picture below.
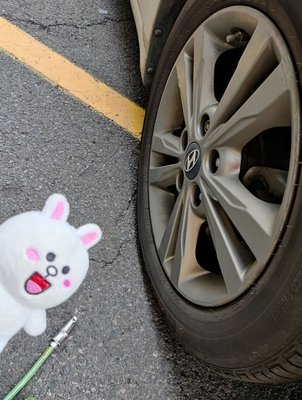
[217,342,302,383]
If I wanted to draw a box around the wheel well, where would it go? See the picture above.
[142,0,187,88]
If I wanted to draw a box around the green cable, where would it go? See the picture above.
[3,347,54,400]
[3,316,77,400]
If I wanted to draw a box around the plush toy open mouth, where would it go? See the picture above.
[25,272,51,295]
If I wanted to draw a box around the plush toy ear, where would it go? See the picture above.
[77,224,102,250]
[42,194,70,221]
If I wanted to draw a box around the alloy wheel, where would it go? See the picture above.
[148,6,300,306]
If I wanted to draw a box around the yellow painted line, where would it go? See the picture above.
[0,17,145,139]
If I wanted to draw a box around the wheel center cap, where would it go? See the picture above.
[184,142,201,180]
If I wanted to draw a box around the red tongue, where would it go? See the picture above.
[25,273,50,295]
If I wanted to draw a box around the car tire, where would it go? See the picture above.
[137,0,302,384]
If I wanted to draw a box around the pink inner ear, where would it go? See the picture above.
[80,232,98,246]
[51,201,65,220]
[26,248,40,262]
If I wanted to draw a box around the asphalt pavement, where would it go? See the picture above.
[0,1,302,399]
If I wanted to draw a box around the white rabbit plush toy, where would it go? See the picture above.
[0,193,102,353]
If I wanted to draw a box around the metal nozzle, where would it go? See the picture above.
[51,316,77,349]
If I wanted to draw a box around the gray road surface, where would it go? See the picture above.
[0,1,301,399]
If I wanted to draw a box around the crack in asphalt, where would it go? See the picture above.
[91,240,126,269]
[90,190,136,269]
[90,192,136,269]
[116,189,137,222]
[1,14,132,31]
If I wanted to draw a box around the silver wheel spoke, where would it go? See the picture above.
[158,187,186,266]
[201,186,246,296]
[192,27,221,127]
[154,68,185,135]
[175,49,193,133]
[205,63,291,150]
[149,162,181,190]
[210,24,277,132]
[170,190,202,286]
[152,131,182,158]
[206,175,279,262]
[158,187,202,285]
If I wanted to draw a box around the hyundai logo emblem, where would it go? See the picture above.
[184,149,200,173]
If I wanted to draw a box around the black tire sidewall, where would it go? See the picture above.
[138,0,302,370]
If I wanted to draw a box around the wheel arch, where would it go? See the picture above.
[142,0,187,88]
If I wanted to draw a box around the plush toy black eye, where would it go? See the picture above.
[46,252,56,262]
[62,266,70,275]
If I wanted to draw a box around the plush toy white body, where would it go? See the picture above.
[0,194,102,353]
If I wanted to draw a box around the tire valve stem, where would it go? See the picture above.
[226,30,250,45]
